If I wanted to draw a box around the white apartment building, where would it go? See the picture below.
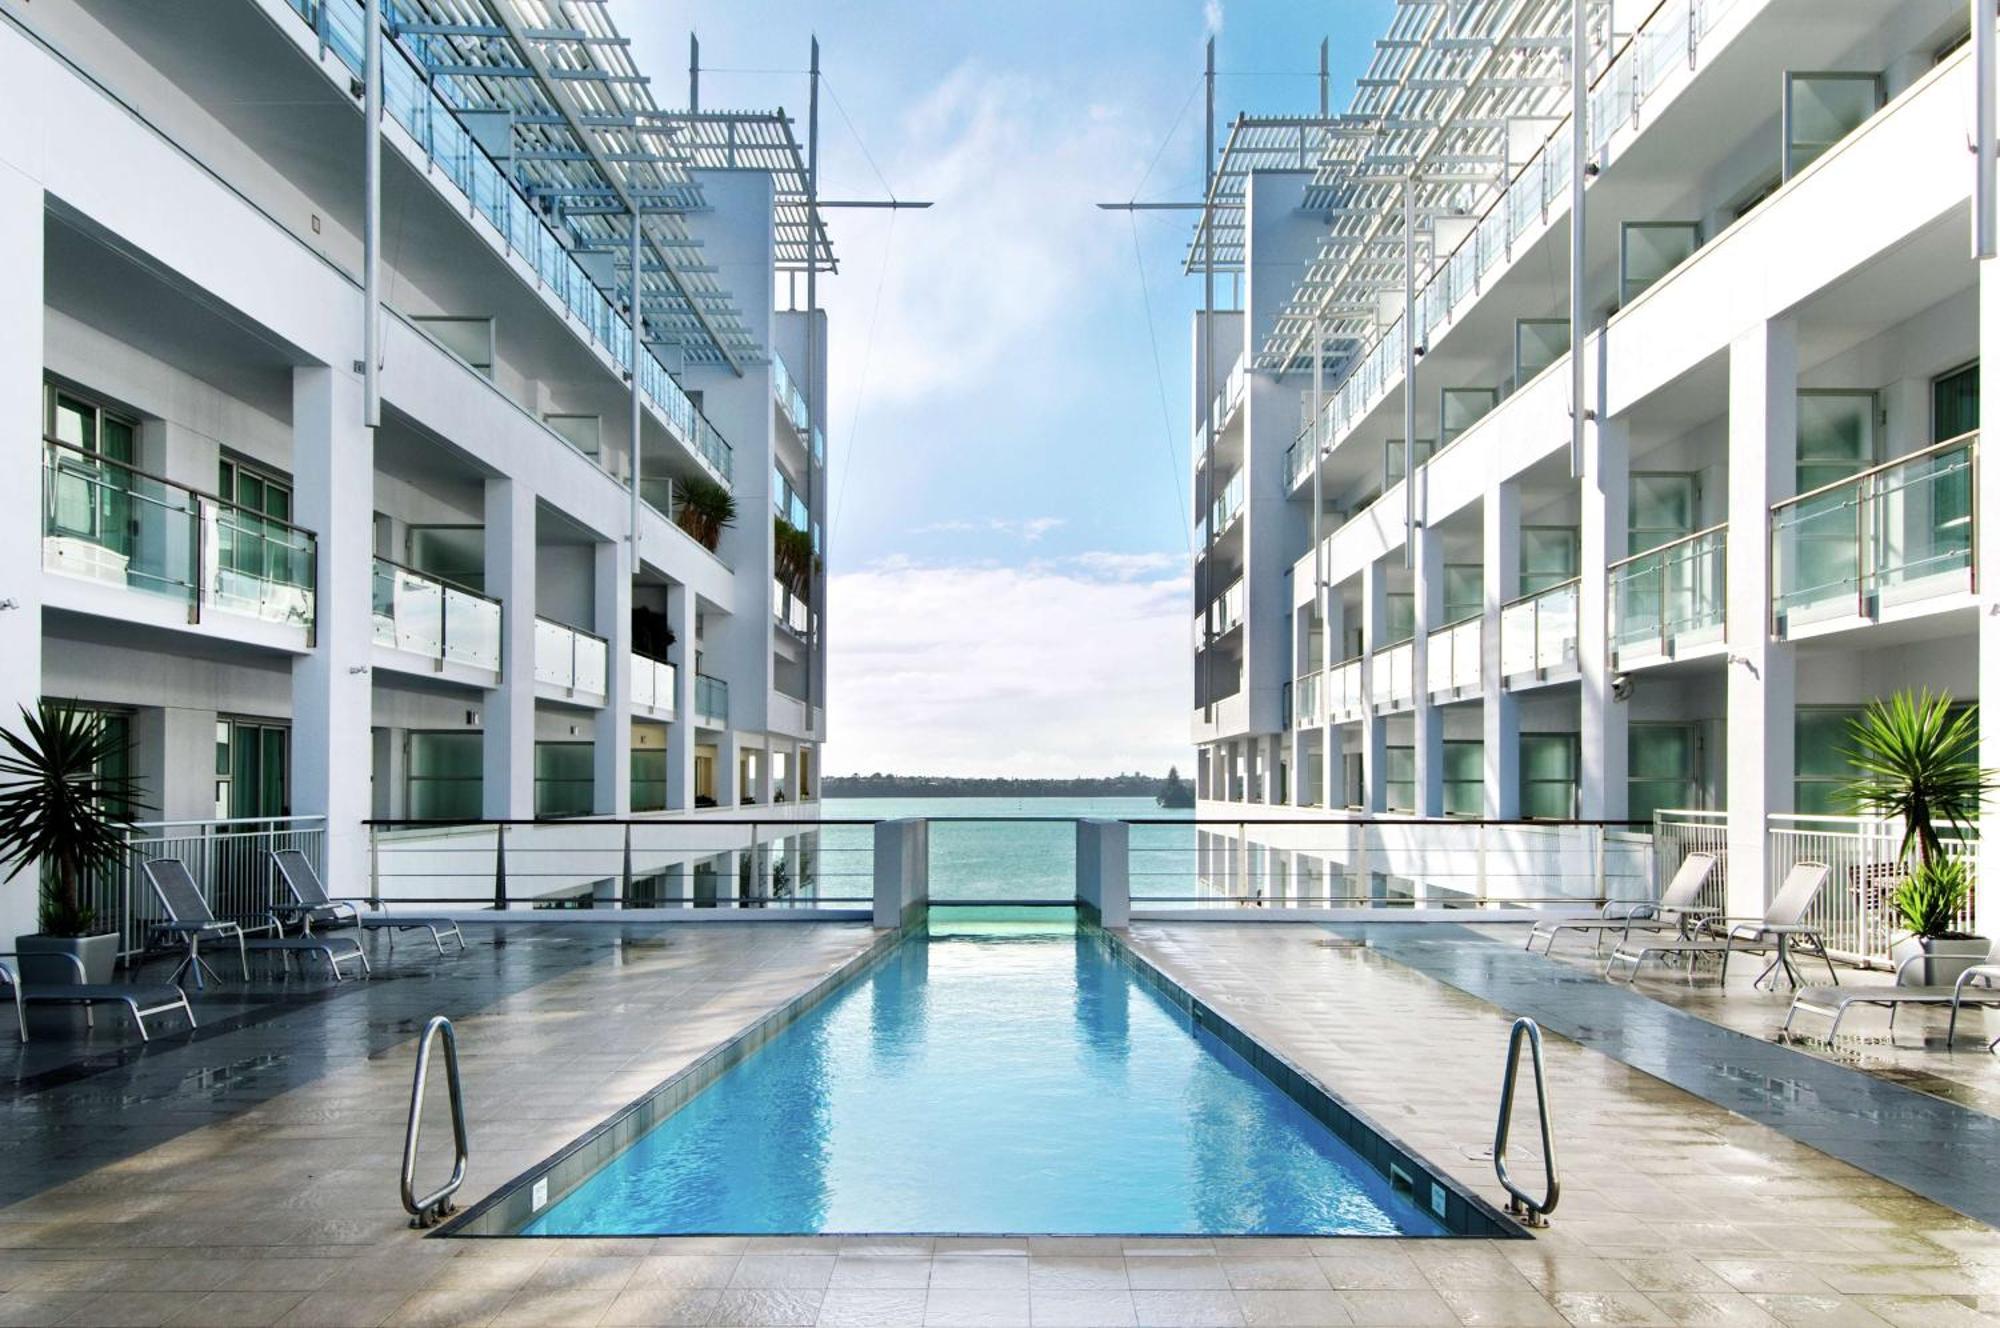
[1190,0,1998,934]
[0,0,832,942]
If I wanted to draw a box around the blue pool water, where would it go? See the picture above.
[524,912,1446,1236]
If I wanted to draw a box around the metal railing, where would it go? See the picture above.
[1494,1018,1559,1227]
[82,817,328,963]
[629,652,677,714]
[1499,579,1580,679]
[1196,469,1246,548]
[1609,525,1726,664]
[772,351,826,464]
[694,672,730,725]
[533,617,609,698]
[1372,639,1415,710]
[1771,433,1977,633]
[372,558,501,671]
[42,440,317,633]
[1426,616,1482,696]
[402,1015,469,1228]
[1650,809,1730,917]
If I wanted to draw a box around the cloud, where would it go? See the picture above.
[824,555,1193,777]
[912,516,1066,543]
[1203,0,1224,35]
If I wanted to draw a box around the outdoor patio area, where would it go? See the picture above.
[1,919,1997,1327]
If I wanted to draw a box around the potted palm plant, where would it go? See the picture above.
[674,477,737,552]
[1841,690,1996,985]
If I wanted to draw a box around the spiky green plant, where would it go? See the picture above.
[674,476,737,552]
[773,517,814,598]
[0,700,143,937]
[1840,690,1998,869]
[1889,857,1974,940]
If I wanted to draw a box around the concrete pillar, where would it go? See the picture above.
[1580,416,1630,821]
[717,730,741,807]
[290,367,374,890]
[1360,560,1388,810]
[136,707,219,825]
[1483,482,1521,817]
[591,538,632,816]
[665,583,695,810]
[1725,319,1799,915]
[1411,524,1444,816]
[872,818,929,930]
[483,477,536,818]
[1075,819,1130,928]
[1980,264,2000,939]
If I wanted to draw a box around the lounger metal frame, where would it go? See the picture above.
[270,850,466,956]
[1526,852,1718,955]
[1606,861,1835,990]
[0,950,195,1043]
[141,858,369,985]
[1784,958,2000,1047]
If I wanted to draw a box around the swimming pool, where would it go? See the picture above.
[509,912,1460,1237]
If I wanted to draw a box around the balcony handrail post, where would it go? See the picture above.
[493,823,508,913]
[1855,465,1869,619]
[621,822,633,908]
[1657,549,1668,654]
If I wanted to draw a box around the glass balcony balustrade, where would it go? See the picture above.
[772,352,826,464]
[1499,579,1580,679]
[1372,639,1415,710]
[1610,526,1726,664]
[534,618,609,697]
[1329,656,1366,718]
[1771,434,1976,633]
[371,558,500,671]
[1292,672,1319,730]
[1196,469,1246,548]
[1425,617,1482,696]
[1201,577,1246,639]
[43,440,316,632]
[695,672,730,725]
[630,653,678,713]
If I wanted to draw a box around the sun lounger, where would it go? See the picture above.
[1527,852,1718,955]
[270,849,465,956]
[1606,860,1834,989]
[141,857,369,986]
[0,950,196,1043]
[1784,958,2000,1046]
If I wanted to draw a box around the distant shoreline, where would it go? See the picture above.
[823,775,1192,803]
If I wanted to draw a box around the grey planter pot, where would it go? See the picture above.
[15,932,119,986]
[1888,933,1991,988]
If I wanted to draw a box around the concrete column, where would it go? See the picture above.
[1483,482,1521,817]
[1075,819,1130,928]
[717,730,741,807]
[135,706,216,826]
[1980,264,2000,939]
[665,583,695,810]
[1411,524,1444,816]
[1725,319,1799,915]
[483,478,536,819]
[872,818,929,930]
[1580,416,1630,820]
[290,367,374,890]
[1360,559,1387,810]
[591,538,632,816]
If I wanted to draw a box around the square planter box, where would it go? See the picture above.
[15,932,119,986]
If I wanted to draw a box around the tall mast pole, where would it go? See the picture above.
[1403,177,1417,570]
[804,36,821,729]
[1569,0,1587,477]
[1199,35,1215,715]
[363,0,381,426]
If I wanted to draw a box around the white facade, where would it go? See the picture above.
[1190,0,1996,934]
[0,1,831,941]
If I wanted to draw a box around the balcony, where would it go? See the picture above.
[1425,617,1482,699]
[695,672,730,727]
[1207,353,1247,436]
[774,582,814,640]
[371,558,500,676]
[773,352,826,465]
[1329,656,1365,721]
[42,441,316,641]
[1293,672,1319,730]
[1610,525,1726,666]
[1195,469,1245,548]
[1500,579,1579,684]
[533,617,609,704]
[1201,577,1246,640]
[630,653,677,718]
[1771,434,1976,637]
[1372,639,1415,711]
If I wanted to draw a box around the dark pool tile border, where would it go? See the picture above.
[441,926,908,1237]
[1088,924,1526,1241]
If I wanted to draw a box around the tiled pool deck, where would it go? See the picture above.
[0,919,1994,1326]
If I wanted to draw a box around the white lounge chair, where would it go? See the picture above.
[1606,860,1834,989]
[1784,956,2000,1046]
[1526,852,1718,955]
[270,849,465,956]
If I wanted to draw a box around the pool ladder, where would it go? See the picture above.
[401,1015,470,1229]
[1494,1017,1560,1226]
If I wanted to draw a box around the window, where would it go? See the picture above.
[1443,740,1483,818]
[1620,222,1700,305]
[1442,564,1483,625]
[1783,72,1882,179]
[631,748,667,814]
[1514,321,1570,385]
[1343,753,1365,809]
[1384,746,1415,813]
[533,742,594,818]
[1520,734,1578,820]
[1629,724,1701,827]
[44,386,139,562]
[408,732,482,821]
[407,525,486,594]
[544,414,602,459]
[217,454,302,596]
[1382,592,1416,644]
[1520,527,1580,595]
[1933,362,1977,443]
[1794,707,1862,817]
[216,720,288,819]
[1439,387,1497,447]
[1628,474,1697,557]
[413,316,496,378]
[1384,438,1434,486]
[1797,390,1877,492]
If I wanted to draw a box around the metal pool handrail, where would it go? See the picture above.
[1494,1017,1559,1226]
[402,1015,470,1229]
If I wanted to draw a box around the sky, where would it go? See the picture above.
[620,1,1396,777]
